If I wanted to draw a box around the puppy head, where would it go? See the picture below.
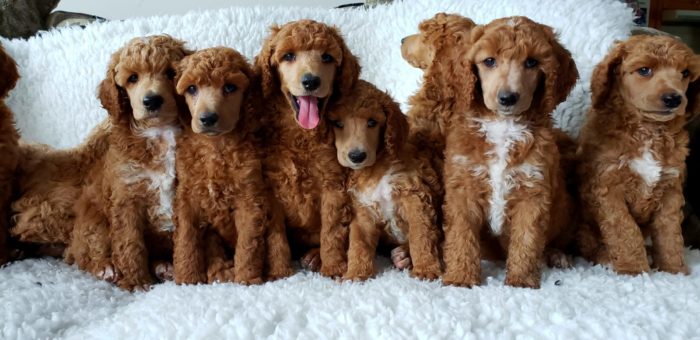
[255,20,360,130]
[328,81,407,170]
[592,35,700,122]
[99,35,189,128]
[464,17,578,118]
[176,47,253,135]
[401,13,475,70]
[0,44,19,98]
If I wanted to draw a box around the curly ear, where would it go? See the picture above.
[98,57,131,123]
[0,45,19,97]
[382,94,408,158]
[536,26,579,114]
[591,42,625,109]
[331,26,360,97]
[687,55,700,120]
[254,25,281,98]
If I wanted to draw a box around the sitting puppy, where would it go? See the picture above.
[172,47,292,284]
[66,35,189,290]
[577,35,700,275]
[441,17,579,288]
[0,44,20,264]
[328,80,442,281]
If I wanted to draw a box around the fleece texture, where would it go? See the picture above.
[3,0,699,339]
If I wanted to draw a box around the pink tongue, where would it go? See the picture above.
[297,96,320,130]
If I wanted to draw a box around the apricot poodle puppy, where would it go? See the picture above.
[254,20,359,277]
[66,35,189,290]
[0,43,20,265]
[172,47,292,284]
[327,80,442,281]
[577,35,700,275]
[441,17,579,288]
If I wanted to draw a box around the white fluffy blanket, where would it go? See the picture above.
[3,0,700,338]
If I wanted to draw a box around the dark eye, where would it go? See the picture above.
[166,68,176,79]
[525,58,539,68]
[638,67,652,77]
[186,85,197,95]
[321,53,334,63]
[282,53,295,62]
[127,74,138,83]
[331,120,343,128]
[682,69,690,78]
[223,84,237,94]
[367,119,378,128]
[483,58,496,68]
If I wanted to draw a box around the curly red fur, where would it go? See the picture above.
[66,35,190,290]
[577,35,700,275]
[441,16,578,288]
[171,47,292,285]
[329,80,442,281]
[0,44,20,264]
[253,20,358,277]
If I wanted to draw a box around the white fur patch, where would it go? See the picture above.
[629,144,662,188]
[120,126,180,232]
[474,118,534,235]
[352,169,405,243]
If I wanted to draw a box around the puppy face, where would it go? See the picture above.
[176,48,252,135]
[102,35,189,128]
[618,41,699,122]
[329,103,384,170]
[256,20,360,130]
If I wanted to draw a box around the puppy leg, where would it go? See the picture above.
[265,204,293,280]
[401,195,441,280]
[205,231,235,284]
[231,196,266,285]
[110,201,153,291]
[442,183,483,287]
[343,207,380,281]
[649,183,688,274]
[319,186,350,278]
[173,202,206,284]
[591,188,650,275]
[504,197,547,289]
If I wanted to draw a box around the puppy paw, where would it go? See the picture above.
[207,261,236,283]
[657,263,689,275]
[390,245,412,270]
[300,248,321,272]
[614,260,650,275]
[442,271,480,287]
[96,263,120,283]
[117,277,154,292]
[320,261,347,278]
[153,261,174,282]
[266,264,294,281]
[411,265,441,281]
[504,274,540,289]
[544,249,573,269]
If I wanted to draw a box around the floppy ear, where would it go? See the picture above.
[591,42,625,109]
[98,56,131,124]
[382,94,408,158]
[546,29,579,112]
[687,55,700,120]
[331,26,360,97]
[254,25,281,98]
[0,45,19,97]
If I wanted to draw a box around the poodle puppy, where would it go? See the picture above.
[0,43,20,265]
[66,35,189,290]
[172,47,292,284]
[328,80,441,281]
[441,17,579,288]
[577,35,700,275]
[254,20,359,277]
[11,121,109,251]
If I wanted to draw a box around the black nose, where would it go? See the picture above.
[662,93,682,109]
[401,37,407,44]
[348,150,367,164]
[143,95,163,111]
[199,112,219,127]
[497,91,519,107]
[301,73,321,91]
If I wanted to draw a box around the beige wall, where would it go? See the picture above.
[56,0,352,20]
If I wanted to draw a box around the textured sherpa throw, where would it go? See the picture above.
[2,0,700,339]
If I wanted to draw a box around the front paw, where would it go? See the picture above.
[658,263,689,275]
[442,270,480,287]
[390,246,412,270]
[117,276,154,292]
[504,273,540,289]
[153,261,174,282]
[266,264,294,281]
[300,248,321,272]
[614,259,651,275]
[411,264,441,281]
[320,260,347,278]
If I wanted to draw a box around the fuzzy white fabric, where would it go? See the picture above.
[3,0,699,339]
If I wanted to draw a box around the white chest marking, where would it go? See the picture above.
[120,126,180,232]
[352,170,405,243]
[476,118,537,235]
[629,144,662,188]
